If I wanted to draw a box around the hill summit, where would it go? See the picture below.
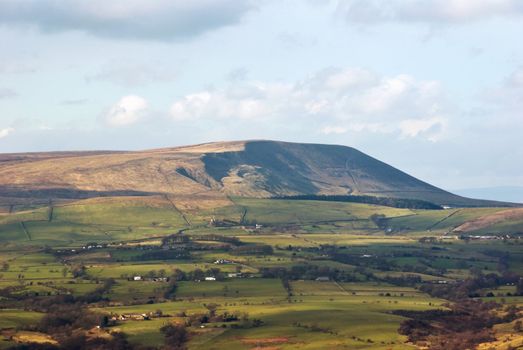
[0,140,512,207]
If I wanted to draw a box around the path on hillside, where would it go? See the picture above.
[426,209,461,232]
[334,281,350,295]
[20,221,31,240]
[226,195,247,224]
[157,165,191,227]
[344,158,359,193]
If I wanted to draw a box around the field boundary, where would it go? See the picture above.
[19,221,31,240]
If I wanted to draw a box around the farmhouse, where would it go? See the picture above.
[151,277,169,282]
[214,259,232,264]
[113,313,151,321]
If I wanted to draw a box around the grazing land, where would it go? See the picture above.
[0,141,522,349]
[0,195,522,349]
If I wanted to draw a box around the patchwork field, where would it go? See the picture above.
[0,196,521,349]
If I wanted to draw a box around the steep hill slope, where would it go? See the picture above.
[0,140,515,207]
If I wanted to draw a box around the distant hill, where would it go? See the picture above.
[0,140,517,208]
[454,186,523,204]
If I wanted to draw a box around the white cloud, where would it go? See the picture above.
[0,0,256,40]
[169,67,450,141]
[399,117,447,142]
[170,87,275,121]
[338,0,523,24]
[104,95,148,127]
[321,126,348,135]
[0,127,14,139]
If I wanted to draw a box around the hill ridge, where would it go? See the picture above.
[0,140,518,208]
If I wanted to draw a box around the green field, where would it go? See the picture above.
[0,196,522,349]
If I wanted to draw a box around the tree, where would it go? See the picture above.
[171,269,186,281]
[516,278,523,295]
[160,323,188,350]
[99,315,109,328]
[205,303,218,318]
[164,280,178,300]
[191,268,205,281]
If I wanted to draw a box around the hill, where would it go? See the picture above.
[454,186,523,204]
[0,140,516,208]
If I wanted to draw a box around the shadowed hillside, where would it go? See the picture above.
[0,140,516,207]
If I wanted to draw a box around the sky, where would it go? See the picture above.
[0,0,522,193]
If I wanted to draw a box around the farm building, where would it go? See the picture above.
[214,259,232,264]
[315,277,330,282]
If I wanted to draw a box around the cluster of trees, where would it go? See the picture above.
[382,275,422,287]
[192,234,242,245]
[275,194,443,210]
[0,277,115,305]
[259,264,361,282]
[329,251,397,272]
[396,300,520,350]
[230,244,273,256]
[160,323,188,350]
[132,249,191,261]
[169,267,230,282]
[163,279,178,300]
[420,272,523,300]
[161,233,190,246]
[10,303,135,350]
[177,305,261,329]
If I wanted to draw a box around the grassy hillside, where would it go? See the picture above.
[0,196,521,248]
[0,140,515,208]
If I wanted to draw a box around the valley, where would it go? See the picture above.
[0,141,522,349]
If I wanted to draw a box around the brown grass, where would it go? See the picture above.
[241,337,289,345]
[454,208,523,232]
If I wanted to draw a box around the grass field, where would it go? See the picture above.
[0,196,522,349]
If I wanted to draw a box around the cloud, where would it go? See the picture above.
[399,117,447,142]
[321,126,348,135]
[0,127,14,139]
[169,67,449,141]
[0,88,17,99]
[0,0,256,40]
[104,95,148,127]
[337,0,523,24]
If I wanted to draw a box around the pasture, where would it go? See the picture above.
[0,196,521,349]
